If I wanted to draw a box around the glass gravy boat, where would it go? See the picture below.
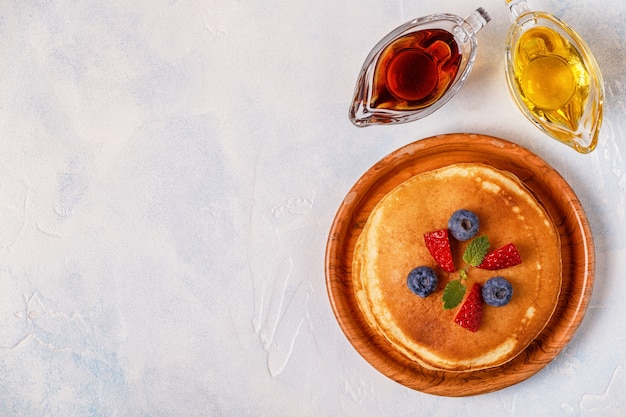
[349,8,491,127]
[504,0,604,153]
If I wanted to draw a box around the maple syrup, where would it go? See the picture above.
[349,8,491,126]
[372,29,462,111]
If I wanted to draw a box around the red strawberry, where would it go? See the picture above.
[424,229,456,272]
[477,243,522,270]
[454,283,483,332]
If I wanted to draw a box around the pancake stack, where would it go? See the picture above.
[353,163,562,372]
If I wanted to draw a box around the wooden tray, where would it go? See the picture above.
[325,133,594,396]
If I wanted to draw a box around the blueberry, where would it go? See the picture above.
[448,209,479,241]
[482,276,513,307]
[407,266,438,298]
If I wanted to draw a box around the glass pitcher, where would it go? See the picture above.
[504,0,604,153]
[350,8,491,126]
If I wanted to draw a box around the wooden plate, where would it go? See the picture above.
[325,133,594,396]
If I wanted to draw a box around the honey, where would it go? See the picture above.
[372,29,462,111]
[511,26,591,133]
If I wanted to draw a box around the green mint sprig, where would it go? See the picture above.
[442,279,466,310]
[442,236,489,310]
[462,235,489,267]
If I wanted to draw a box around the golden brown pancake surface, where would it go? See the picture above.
[353,163,562,372]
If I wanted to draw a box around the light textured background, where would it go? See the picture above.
[0,0,624,415]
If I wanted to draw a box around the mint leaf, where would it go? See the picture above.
[463,235,490,267]
[442,279,466,310]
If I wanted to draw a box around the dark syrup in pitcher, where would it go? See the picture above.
[372,29,462,111]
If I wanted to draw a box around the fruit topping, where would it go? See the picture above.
[441,235,488,310]
[478,243,522,270]
[415,214,520,319]
[423,229,456,272]
[482,276,513,307]
[453,283,483,332]
[448,209,480,241]
[407,266,439,297]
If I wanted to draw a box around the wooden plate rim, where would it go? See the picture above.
[325,133,595,396]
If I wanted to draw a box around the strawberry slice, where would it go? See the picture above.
[477,243,522,270]
[424,229,456,272]
[454,283,483,332]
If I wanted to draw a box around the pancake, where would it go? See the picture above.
[353,163,561,372]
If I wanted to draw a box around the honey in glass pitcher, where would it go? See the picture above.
[512,26,591,134]
[504,0,603,153]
